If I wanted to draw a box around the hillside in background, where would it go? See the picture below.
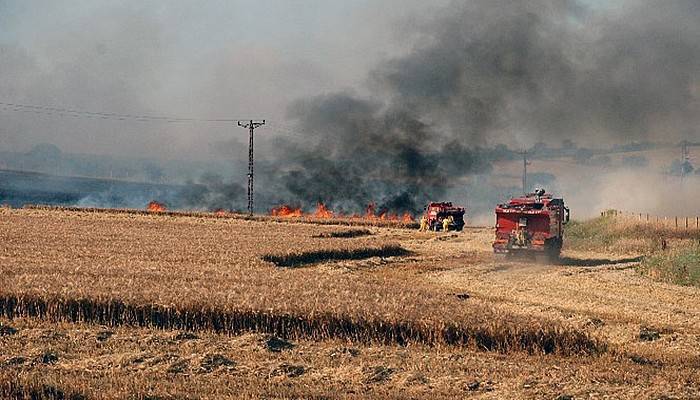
[0,169,184,209]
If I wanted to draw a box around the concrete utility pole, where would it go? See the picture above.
[237,120,265,216]
[680,140,690,185]
[520,150,531,194]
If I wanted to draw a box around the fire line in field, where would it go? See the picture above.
[270,202,414,223]
[141,199,413,224]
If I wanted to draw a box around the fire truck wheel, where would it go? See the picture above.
[538,244,561,264]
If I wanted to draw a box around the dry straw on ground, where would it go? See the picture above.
[0,318,693,400]
[2,208,700,399]
[24,205,420,229]
[0,208,601,355]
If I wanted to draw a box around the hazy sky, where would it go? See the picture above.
[1,0,697,161]
[0,0,450,159]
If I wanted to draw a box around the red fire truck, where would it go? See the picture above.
[492,189,569,261]
[424,202,466,231]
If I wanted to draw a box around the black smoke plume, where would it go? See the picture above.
[273,93,490,214]
[270,0,699,214]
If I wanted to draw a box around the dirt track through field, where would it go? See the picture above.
[399,229,700,363]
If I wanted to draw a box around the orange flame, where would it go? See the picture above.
[214,209,228,216]
[147,201,166,212]
[269,202,414,223]
[365,203,377,218]
[313,202,334,218]
[271,205,303,217]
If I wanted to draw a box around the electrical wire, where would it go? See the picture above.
[0,101,256,124]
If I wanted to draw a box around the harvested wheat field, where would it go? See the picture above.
[1,207,700,399]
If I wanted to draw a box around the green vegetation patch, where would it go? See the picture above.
[638,244,700,287]
[566,216,618,250]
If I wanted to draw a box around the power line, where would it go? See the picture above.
[0,101,253,124]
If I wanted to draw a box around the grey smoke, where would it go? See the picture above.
[275,92,491,213]
[0,1,436,159]
[368,0,699,145]
[272,0,699,213]
[176,173,245,211]
[1,1,699,215]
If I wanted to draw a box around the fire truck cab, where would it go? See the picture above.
[493,189,569,260]
[424,202,466,231]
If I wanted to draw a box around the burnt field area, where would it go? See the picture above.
[1,208,699,399]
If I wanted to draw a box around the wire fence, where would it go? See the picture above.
[603,209,700,231]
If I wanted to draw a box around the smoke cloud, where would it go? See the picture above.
[1,1,699,216]
[273,0,700,214]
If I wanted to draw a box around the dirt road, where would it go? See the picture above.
[378,227,700,364]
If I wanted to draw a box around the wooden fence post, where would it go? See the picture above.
[675,216,678,229]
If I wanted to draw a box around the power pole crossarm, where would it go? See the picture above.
[237,119,265,216]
